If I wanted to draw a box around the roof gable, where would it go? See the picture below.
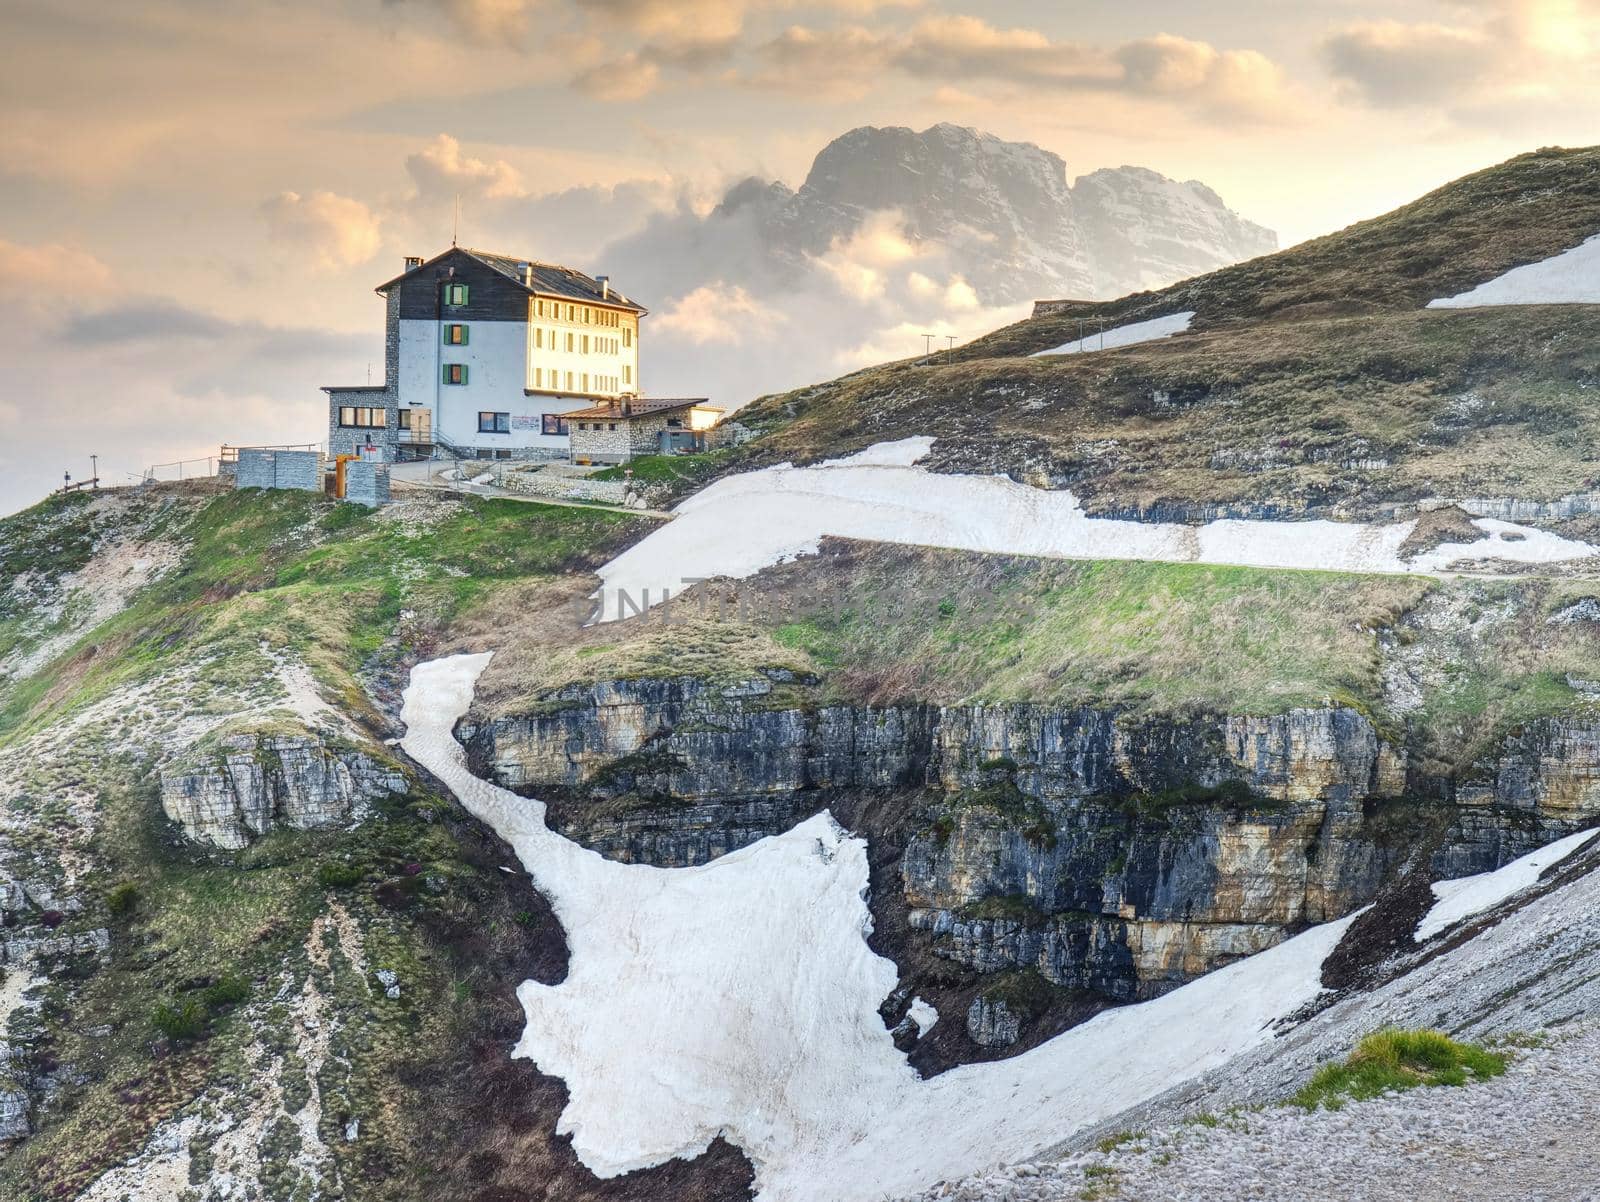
[376,247,648,313]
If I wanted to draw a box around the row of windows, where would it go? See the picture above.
[573,421,620,431]
[532,328,630,356]
[530,367,631,392]
[338,406,386,428]
[444,285,632,343]
[535,299,627,328]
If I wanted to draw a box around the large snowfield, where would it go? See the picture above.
[401,652,1358,1201]
[400,655,1600,1200]
[594,439,1598,618]
[1428,233,1600,307]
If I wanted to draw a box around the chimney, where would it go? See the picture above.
[404,255,423,271]
[596,274,610,300]
[520,262,533,286]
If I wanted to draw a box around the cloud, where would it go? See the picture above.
[736,17,1296,120]
[64,301,234,345]
[0,237,374,518]
[573,52,663,100]
[385,0,543,43]
[653,283,785,344]
[1321,1,1600,108]
[1322,21,1505,106]
[260,190,383,270]
[744,25,892,96]
[0,239,114,305]
[404,134,527,201]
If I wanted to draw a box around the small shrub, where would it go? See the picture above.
[1096,1130,1143,1154]
[200,976,249,1009]
[317,862,363,889]
[106,882,141,917]
[39,910,65,929]
[1293,1028,1506,1111]
[152,999,208,1042]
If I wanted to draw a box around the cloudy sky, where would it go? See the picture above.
[2,0,1597,515]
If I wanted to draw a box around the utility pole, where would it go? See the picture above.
[90,454,98,489]
[920,333,935,361]
[945,335,956,365]
[1077,318,1086,352]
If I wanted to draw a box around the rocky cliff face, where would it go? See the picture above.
[160,731,407,849]
[466,676,1600,1043]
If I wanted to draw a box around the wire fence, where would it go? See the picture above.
[140,456,220,483]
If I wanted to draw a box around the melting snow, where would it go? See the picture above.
[1032,311,1194,355]
[1415,828,1598,942]
[400,652,1359,1201]
[1427,234,1600,308]
[594,441,1598,619]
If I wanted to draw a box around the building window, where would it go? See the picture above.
[443,363,468,385]
[565,331,574,352]
[581,335,589,354]
[541,414,569,435]
[445,283,469,306]
[533,367,543,388]
[581,373,589,392]
[623,365,632,384]
[398,408,413,429]
[565,371,574,390]
[536,299,545,317]
[623,326,632,347]
[534,328,543,349]
[338,406,386,428]
[444,323,468,345]
[667,417,684,428]
[608,422,617,431]
[478,411,509,433]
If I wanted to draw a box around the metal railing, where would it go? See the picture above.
[218,442,321,465]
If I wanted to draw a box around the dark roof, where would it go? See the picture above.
[376,247,648,314]
[321,385,387,393]
[563,397,718,420]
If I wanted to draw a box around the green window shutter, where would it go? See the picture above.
[460,365,468,385]
[461,325,468,345]
[442,364,450,384]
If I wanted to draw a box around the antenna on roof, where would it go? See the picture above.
[452,193,460,248]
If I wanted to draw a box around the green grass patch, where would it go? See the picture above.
[589,449,733,489]
[1293,1029,1507,1111]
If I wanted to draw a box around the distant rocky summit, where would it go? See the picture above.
[713,123,1277,303]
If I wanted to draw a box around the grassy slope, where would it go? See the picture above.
[468,541,1600,768]
[729,146,1600,516]
[0,486,647,746]
[0,485,665,1200]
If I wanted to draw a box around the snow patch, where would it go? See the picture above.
[1032,311,1194,355]
[400,652,1358,1201]
[593,442,1598,620]
[1416,828,1598,941]
[907,996,938,1035]
[1427,234,1600,308]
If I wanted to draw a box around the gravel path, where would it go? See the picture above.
[910,1025,1600,1202]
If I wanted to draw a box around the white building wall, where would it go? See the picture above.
[397,317,583,452]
